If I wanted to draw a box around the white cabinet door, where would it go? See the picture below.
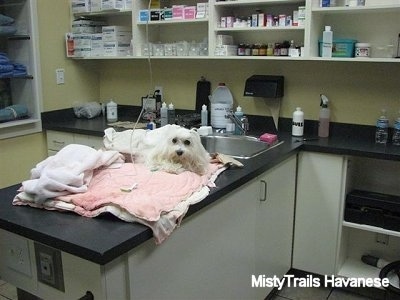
[293,151,347,275]
[127,155,297,299]
[255,155,296,285]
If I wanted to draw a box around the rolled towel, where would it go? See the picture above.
[0,25,17,36]
[0,14,14,25]
[0,104,28,122]
[12,63,27,77]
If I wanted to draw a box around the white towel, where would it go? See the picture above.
[22,144,124,203]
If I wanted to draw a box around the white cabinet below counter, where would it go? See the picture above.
[46,130,103,156]
[0,154,297,300]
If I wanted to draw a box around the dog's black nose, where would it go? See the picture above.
[176,150,183,156]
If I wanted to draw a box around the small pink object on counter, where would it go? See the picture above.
[259,133,278,145]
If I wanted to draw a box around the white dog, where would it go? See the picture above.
[103,125,210,175]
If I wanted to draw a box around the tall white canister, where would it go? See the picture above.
[209,83,233,129]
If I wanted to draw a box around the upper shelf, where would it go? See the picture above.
[137,18,209,25]
[72,8,132,18]
[312,4,400,14]
[214,0,305,7]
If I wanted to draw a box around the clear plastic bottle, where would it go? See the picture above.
[160,102,168,127]
[201,104,208,126]
[234,106,244,135]
[318,94,330,138]
[209,83,233,129]
[392,112,400,146]
[168,103,175,125]
[375,109,389,144]
[292,107,304,137]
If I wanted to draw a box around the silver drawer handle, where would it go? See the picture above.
[260,180,267,202]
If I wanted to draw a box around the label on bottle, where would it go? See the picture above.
[210,103,232,128]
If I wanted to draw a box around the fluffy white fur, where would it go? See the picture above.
[103,125,210,175]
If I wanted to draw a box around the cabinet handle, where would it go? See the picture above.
[260,180,267,202]
[52,140,65,146]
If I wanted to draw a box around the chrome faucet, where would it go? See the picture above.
[225,110,249,135]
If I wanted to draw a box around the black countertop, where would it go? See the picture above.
[1,107,399,265]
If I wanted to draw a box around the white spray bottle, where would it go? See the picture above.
[318,94,330,138]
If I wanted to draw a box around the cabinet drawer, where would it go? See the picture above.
[74,134,103,150]
[46,131,74,152]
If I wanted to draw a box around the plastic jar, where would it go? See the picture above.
[210,83,233,128]
[355,43,371,57]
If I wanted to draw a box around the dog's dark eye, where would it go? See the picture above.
[184,140,191,146]
[172,138,177,144]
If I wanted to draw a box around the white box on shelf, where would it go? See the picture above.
[74,33,92,48]
[214,45,238,56]
[91,0,101,12]
[103,41,131,56]
[101,0,124,10]
[125,0,132,9]
[71,0,91,13]
[366,0,400,5]
[102,26,131,42]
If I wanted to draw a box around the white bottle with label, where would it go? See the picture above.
[318,94,330,138]
[106,99,118,122]
[292,107,304,137]
[201,104,208,126]
[210,83,233,129]
[160,102,168,127]
[168,103,175,125]
[322,26,333,58]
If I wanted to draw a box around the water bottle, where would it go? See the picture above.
[209,83,233,129]
[392,115,400,146]
[375,109,388,144]
[160,102,168,127]
[201,104,208,126]
[167,103,175,125]
[292,107,304,137]
[234,106,244,135]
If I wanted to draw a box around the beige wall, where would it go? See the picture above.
[99,59,400,125]
[1,0,399,188]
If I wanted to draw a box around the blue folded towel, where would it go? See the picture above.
[0,104,29,122]
[12,63,27,77]
[0,14,14,25]
[0,25,17,36]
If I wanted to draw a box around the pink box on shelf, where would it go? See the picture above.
[184,6,196,20]
[172,5,185,19]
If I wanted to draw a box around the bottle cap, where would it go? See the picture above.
[168,103,174,109]
[296,107,302,111]
[202,104,207,111]
[218,83,226,86]
[236,106,242,112]
[161,102,167,108]
[325,26,331,31]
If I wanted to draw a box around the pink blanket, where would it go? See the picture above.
[14,163,224,244]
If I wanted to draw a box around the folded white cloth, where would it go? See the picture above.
[22,144,124,203]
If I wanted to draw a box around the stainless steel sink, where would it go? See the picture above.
[200,135,283,159]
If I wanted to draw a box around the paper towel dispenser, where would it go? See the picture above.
[244,75,284,98]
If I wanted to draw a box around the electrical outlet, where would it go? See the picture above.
[5,234,32,277]
[56,68,65,85]
[376,233,389,245]
[34,242,65,292]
